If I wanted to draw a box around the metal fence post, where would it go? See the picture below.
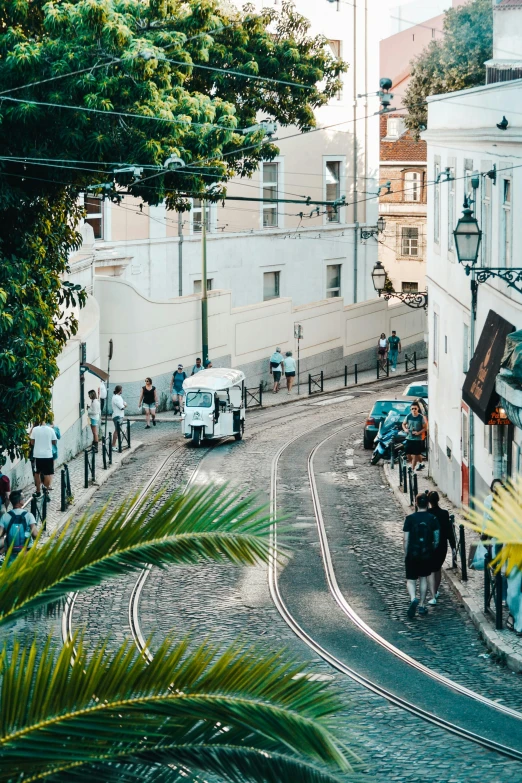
[259,383,263,407]
[84,450,89,488]
[402,464,408,493]
[61,469,66,512]
[91,448,96,483]
[344,365,348,386]
[308,374,311,395]
[42,493,48,531]
[413,472,418,499]
[408,467,414,505]
[320,370,324,392]
[102,438,107,470]
[414,351,417,371]
[117,421,122,452]
[127,419,131,448]
[386,359,390,377]
[376,360,380,380]
[30,496,37,518]
[484,550,491,612]
[354,363,358,385]
[495,570,503,630]
[109,438,113,465]
[459,524,468,581]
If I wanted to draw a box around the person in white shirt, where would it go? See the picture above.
[88,389,101,451]
[111,385,127,450]
[284,351,297,394]
[269,347,285,394]
[30,422,57,495]
[99,380,107,413]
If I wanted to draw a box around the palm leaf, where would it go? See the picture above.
[0,485,282,626]
[0,636,358,782]
[465,475,522,573]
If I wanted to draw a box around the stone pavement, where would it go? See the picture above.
[383,459,522,673]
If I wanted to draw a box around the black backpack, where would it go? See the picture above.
[409,513,436,559]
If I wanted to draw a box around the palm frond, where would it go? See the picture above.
[0,636,356,782]
[466,475,522,573]
[0,485,281,626]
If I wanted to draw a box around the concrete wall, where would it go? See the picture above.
[97,276,427,413]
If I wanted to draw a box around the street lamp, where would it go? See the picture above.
[453,199,482,270]
[371,260,387,293]
[371,260,428,309]
[377,216,386,233]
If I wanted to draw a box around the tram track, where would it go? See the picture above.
[270,415,522,762]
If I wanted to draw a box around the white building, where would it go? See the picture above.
[424,0,522,506]
[85,0,380,309]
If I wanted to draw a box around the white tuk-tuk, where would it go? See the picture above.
[181,368,246,446]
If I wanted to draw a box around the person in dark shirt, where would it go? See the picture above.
[403,494,440,618]
[427,491,457,605]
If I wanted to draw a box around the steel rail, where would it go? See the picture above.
[269,417,522,762]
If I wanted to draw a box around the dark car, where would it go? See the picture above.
[363,398,421,449]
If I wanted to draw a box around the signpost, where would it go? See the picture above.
[294,323,303,395]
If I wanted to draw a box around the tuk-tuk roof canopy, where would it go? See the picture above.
[183,367,246,392]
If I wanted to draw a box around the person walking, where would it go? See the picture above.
[170,364,187,414]
[87,389,101,450]
[388,330,401,372]
[269,347,285,394]
[377,333,388,370]
[99,380,107,413]
[191,358,204,375]
[402,401,428,472]
[284,351,296,394]
[403,494,440,618]
[111,385,127,451]
[427,491,457,604]
[0,491,37,563]
[0,458,10,513]
[139,378,158,429]
[30,421,57,496]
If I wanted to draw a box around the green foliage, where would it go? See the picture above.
[0,487,359,781]
[0,0,345,457]
[403,0,492,138]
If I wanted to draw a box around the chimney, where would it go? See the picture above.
[486,0,522,84]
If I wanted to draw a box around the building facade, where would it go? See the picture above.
[424,0,522,506]
[84,0,380,309]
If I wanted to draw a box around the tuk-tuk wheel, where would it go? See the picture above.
[192,429,201,446]
[234,432,242,441]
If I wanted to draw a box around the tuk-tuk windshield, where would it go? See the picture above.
[186,391,213,408]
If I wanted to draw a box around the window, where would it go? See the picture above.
[464,159,474,203]
[193,279,213,294]
[401,226,419,256]
[186,392,212,408]
[484,424,493,454]
[447,162,455,251]
[463,323,469,372]
[262,163,278,227]
[326,161,341,223]
[402,281,419,293]
[327,41,342,99]
[434,157,440,244]
[481,171,492,267]
[326,264,341,297]
[502,178,512,266]
[263,271,280,301]
[404,171,421,202]
[192,199,210,233]
[433,311,439,365]
[386,117,405,139]
[84,196,104,239]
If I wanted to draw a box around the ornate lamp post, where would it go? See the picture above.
[453,199,482,271]
[371,260,428,310]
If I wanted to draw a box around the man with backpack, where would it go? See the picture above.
[0,491,38,563]
[403,493,440,618]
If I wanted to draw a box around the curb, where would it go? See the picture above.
[382,461,522,673]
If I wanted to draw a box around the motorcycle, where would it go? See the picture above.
[371,409,406,465]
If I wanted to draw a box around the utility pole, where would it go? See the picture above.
[178,211,183,297]
[201,200,209,366]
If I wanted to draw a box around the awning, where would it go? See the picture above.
[462,309,515,423]
[81,363,109,382]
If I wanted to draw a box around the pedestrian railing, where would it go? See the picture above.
[376,358,390,380]
[116,419,131,451]
[84,448,96,488]
[344,364,358,386]
[30,492,49,532]
[308,371,324,395]
[405,351,417,372]
[484,546,503,630]
[244,383,263,409]
[102,436,113,469]
[451,516,468,582]
[60,464,73,512]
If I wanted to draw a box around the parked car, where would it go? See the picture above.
[363,398,423,449]
[403,381,428,399]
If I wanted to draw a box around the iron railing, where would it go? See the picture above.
[376,358,390,380]
[84,448,96,488]
[244,383,263,409]
[60,464,72,512]
[116,419,131,451]
[102,436,113,469]
[484,546,503,630]
[308,371,324,395]
[344,364,358,386]
[30,492,49,532]
[451,516,468,581]
[405,351,417,372]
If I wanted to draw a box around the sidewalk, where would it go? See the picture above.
[127,358,428,423]
[25,425,142,539]
[383,459,522,673]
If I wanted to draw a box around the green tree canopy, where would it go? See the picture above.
[403,0,492,138]
[0,0,345,457]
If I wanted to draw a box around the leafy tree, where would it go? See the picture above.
[403,0,492,138]
[0,485,359,781]
[0,0,345,457]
